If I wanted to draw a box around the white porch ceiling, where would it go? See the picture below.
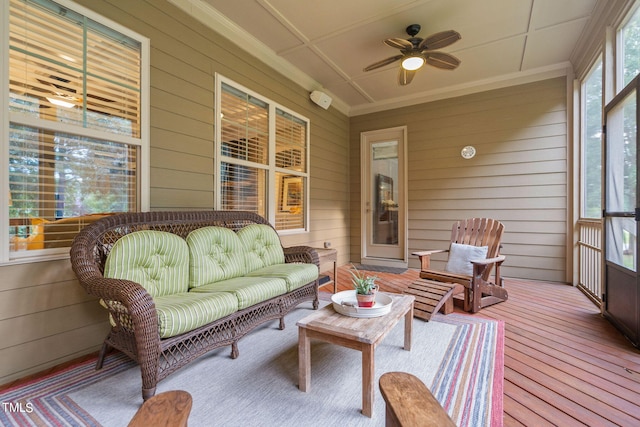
[172,0,612,115]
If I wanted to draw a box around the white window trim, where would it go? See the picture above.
[214,74,310,233]
[0,0,150,264]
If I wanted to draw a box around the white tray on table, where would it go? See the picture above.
[331,290,393,318]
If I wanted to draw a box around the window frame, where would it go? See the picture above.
[580,55,604,219]
[0,0,150,264]
[214,74,310,233]
[616,3,640,94]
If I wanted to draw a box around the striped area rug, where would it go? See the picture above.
[0,307,503,427]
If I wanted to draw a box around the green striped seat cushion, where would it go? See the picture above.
[190,276,288,309]
[154,291,238,338]
[237,224,285,272]
[187,226,247,289]
[246,263,319,292]
[104,230,189,297]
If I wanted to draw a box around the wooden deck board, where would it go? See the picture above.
[324,267,640,426]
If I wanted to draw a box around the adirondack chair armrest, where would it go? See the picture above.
[411,249,449,257]
[471,255,506,288]
[412,249,448,270]
[412,249,448,257]
[470,255,506,266]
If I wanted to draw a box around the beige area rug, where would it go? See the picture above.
[0,302,504,426]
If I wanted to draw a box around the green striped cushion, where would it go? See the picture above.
[154,291,238,338]
[237,224,285,272]
[246,263,319,292]
[104,230,189,296]
[187,226,247,289]
[190,276,288,309]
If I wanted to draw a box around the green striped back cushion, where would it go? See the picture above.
[237,224,285,272]
[187,226,247,289]
[104,230,189,297]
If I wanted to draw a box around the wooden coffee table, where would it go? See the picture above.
[297,293,414,417]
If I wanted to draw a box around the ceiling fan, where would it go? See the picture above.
[363,24,462,86]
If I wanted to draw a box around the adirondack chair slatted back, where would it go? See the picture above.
[413,217,507,314]
[450,218,504,280]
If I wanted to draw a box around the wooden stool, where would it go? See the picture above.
[403,279,464,321]
[128,390,192,427]
[379,372,455,427]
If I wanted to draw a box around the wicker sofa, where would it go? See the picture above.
[70,211,319,401]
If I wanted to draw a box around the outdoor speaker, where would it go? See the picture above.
[310,90,332,110]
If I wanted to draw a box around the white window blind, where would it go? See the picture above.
[217,77,309,231]
[6,0,144,255]
[220,83,268,215]
[9,0,141,136]
[274,109,307,230]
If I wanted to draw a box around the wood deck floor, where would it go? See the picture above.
[321,266,640,427]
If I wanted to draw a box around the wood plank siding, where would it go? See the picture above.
[0,0,350,385]
[321,267,640,427]
[350,77,569,283]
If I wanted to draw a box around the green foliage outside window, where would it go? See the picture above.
[583,61,602,218]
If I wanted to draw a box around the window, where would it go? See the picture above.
[619,5,640,90]
[581,59,603,218]
[3,0,149,260]
[216,77,309,232]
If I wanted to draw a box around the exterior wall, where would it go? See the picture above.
[350,77,568,283]
[0,0,349,385]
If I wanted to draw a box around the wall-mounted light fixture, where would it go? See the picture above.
[310,90,332,109]
[460,145,476,159]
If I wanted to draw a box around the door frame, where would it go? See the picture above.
[360,126,408,267]
[603,74,640,346]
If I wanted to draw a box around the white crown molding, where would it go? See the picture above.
[167,0,350,115]
[349,63,573,116]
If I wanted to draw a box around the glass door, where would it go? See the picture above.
[603,75,640,346]
[360,127,406,266]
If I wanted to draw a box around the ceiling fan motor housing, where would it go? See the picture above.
[406,24,421,37]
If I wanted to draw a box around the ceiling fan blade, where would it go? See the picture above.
[384,38,413,50]
[425,51,461,70]
[363,54,403,72]
[398,68,416,86]
[419,30,461,50]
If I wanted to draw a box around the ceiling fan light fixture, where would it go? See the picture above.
[401,56,425,71]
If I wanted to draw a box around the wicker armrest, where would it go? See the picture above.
[83,276,149,304]
[84,276,157,333]
[283,246,319,267]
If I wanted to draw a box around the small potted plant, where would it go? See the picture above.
[349,264,379,307]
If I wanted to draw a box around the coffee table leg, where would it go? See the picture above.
[298,327,311,392]
[362,344,374,417]
[404,305,413,350]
